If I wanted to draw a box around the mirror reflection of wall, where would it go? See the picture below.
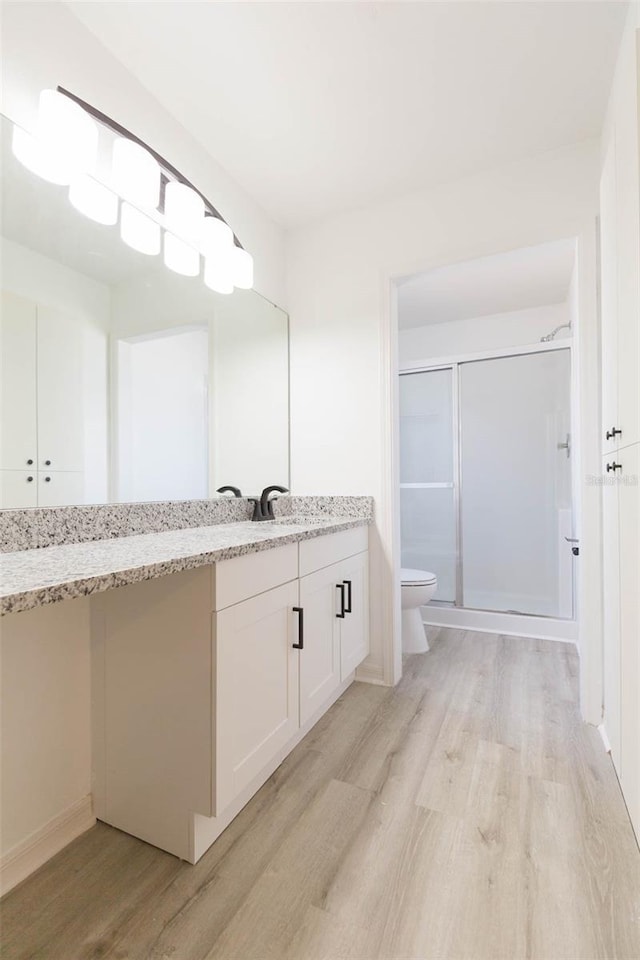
[0,114,289,508]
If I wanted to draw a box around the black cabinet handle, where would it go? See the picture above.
[26,459,33,465]
[336,583,346,618]
[292,606,304,649]
[606,462,622,473]
[605,427,622,440]
[44,476,51,482]
[343,579,352,614]
[27,476,34,482]
[44,460,51,466]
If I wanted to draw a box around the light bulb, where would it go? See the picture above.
[120,202,161,255]
[12,125,72,185]
[231,246,254,290]
[37,89,98,176]
[164,181,204,242]
[164,232,200,277]
[204,255,234,295]
[112,138,160,209]
[201,215,233,256]
[69,174,118,225]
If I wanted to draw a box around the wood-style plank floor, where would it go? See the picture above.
[2,628,640,960]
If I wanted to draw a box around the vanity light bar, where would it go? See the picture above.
[12,86,253,291]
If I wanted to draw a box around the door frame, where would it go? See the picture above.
[380,226,603,725]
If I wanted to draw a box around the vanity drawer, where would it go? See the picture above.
[299,526,369,577]
[213,543,298,610]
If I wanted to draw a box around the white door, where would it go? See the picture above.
[614,73,640,449]
[339,551,370,680]
[215,580,299,813]
[618,443,639,836]
[298,562,342,726]
[37,306,84,473]
[0,291,37,472]
[602,452,621,772]
[37,471,85,507]
[600,137,620,457]
[0,469,38,508]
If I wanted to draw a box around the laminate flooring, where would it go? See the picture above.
[2,629,639,960]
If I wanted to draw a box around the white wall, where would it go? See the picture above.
[287,139,601,684]
[1,237,110,503]
[399,302,571,363]
[0,0,286,309]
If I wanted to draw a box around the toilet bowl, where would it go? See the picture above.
[401,568,437,653]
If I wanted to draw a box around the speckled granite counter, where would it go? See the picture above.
[0,515,371,616]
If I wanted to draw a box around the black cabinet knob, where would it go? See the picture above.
[605,427,622,440]
[26,459,33,465]
[44,460,51,466]
[44,476,51,482]
[606,462,622,473]
[27,476,34,482]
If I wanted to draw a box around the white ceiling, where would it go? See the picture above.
[66,1,627,229]
[397,239,576,328]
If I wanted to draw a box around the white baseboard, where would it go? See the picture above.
[423,605,577,643]
[355,661,387,685]
[598,722,612,754]
[0,795,95,898]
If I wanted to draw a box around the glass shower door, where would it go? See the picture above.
[399,369,456,601]
[459,349,572,617]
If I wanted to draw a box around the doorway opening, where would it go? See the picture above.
[116,326,209,503]
[395,239,579,641]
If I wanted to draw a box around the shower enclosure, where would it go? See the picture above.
[399,346,573,619]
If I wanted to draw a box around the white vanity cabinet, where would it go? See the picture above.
[92,526,369,863]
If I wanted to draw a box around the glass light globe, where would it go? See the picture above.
[120,202,161,255]
[164,181,204,242]
[204,254,234,294]
[231,247,254,290]
[164,232,200,277]
[69,175,118,225]
[12,126,72,185]
[112,138,160,209]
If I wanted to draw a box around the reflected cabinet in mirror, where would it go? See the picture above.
[0,113,289,508]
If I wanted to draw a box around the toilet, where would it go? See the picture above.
[401,568,437,653]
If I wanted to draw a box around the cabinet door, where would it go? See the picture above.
[215,580,299,813]
[602,453,621,772]
[0,470,38,508]
[298,563,342,726]
[37,306,84,472]
[614,58,640,449]
[618,443,639,836]
[340,551,370,680]
[600,137,620,456]
[37,471,84,506]
[0,291,37,471]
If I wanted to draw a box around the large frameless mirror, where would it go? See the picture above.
[0,110,289,508]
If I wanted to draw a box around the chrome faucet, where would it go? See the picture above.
[249,485,289,521]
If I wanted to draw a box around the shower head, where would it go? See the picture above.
[540,321,572,343]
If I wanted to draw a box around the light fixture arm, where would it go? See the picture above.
[56,85,245,251]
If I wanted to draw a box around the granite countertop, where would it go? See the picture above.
[0,515,371,616]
